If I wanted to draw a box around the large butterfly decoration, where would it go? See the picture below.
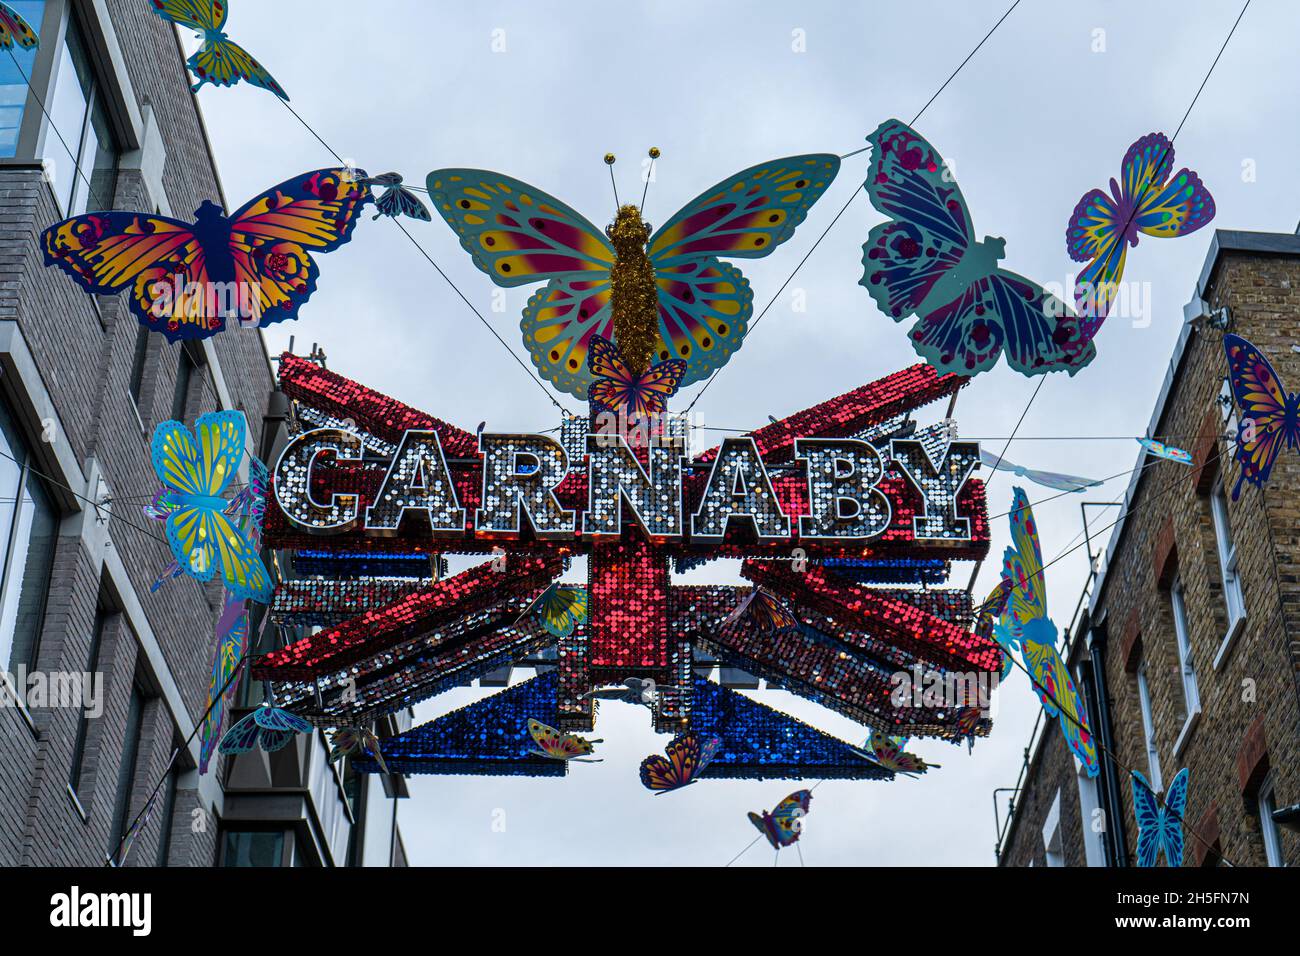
[1067,133,1214,326]
[1132,767,1190,867]
[356,172,432,222]
[526,718,602,762]
[329,726,389,774]
[979,449,1102,493]
[863,729,939,775]
[42,168,371,342]
[148,411,273,603]
[198,594,250,774]
[999,487,1099,776]
[1223,333,1300,500]
[587,335,686,416]
[428,155,840,400]
[724,587,799,635]
[219,703,313,755]
[639,734,721,793]
[860,119,1094,379]
[748,790,812,851]
[149,0,288,99]
[0,1,38,49]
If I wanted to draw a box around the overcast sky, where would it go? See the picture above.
[188,0,1282,865]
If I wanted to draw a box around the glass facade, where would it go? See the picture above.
[0,1,43,157]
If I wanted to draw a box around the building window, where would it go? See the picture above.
[107,685,144,859]
[40,11,119,214]
[222,829,286,867]
[1209,478,1246,667]
[0,2,44,157]
[1258,776,1284,867]
[1136,663,1163,791]
[1041,789,1063,867]
[128,324,150,408]
[154,763,179,867]
[0,400,58,676]
[68,608,107,794]
[172,348,195,423]
[1169,576,1201,725]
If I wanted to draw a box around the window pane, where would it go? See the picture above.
[0,2,44,158]
[222,830,285,867]
[72,85,117,214]
[69,610,107,793]
[172,350,195,422]
[42,16,92,213]
[108,686,145,858]
[129,324,150,405]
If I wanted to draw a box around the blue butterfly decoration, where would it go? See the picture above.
[1132,767,1190,867]
[358,172,432,222]
[860,119,1096,378]
[219,704,313,755]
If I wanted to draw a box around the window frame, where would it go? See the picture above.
[1169,575,1202,757]
[1258,775,1285,867]
[1209,477,1247,669]
[1135,662,1163,792]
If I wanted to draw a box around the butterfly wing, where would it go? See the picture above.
[253,706,313,736]
[1021,622,1099,775]
[198,598,249,773]
[329,728,361,764]
[1223,334,1300,499]
[1116,134,1214,241]
[152,411,244,498]
[376,185,432,222]
[537,585,588,638]
[1159,767,1191,867]
[639,734,707,792]
[149,0,226,31]
[522,276,614,398]
[651,257,752,387]
[748,811,779,850]
[0,1,39,48]
[766,790,813,847]
[587,335,685,416]
[226,168,371,329]
[188,36,289,100]
[1005,487,1047,618]
[527,718,593,759]
[1131,771,1163,867]
[218,710,262,754]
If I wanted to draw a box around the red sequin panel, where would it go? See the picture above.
[696,364,964,464]
[741,561,1001,675]
[587,538,670,674]
[279,353,479,457]
[252,555,562,679]
[556,622,595,732]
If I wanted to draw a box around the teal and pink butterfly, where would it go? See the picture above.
[639,734,720,793]
[219,703,312,755]
[198,594,250,773]
[0,1,38,49]
[148,411,273,603]
[748,790,812,850]
[863,729,939,775]
[861,119,1094,379]
[1132,767,1190,867]
[427,155,840,401]
[999,487,1099,776]
[1222,333,1300,499]
[149,0,288,99]
[1067,133,1213,326]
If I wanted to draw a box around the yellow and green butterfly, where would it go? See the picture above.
[428,154,840,400]
[149,1,288,100]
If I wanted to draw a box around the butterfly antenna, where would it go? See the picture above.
[604,153,621,211]
[639,147,660,213]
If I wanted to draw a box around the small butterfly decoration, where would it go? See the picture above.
[1222,333,1300,500]
[587,334,686,416]
[1132,767,1190,867]
[1137,437,1193,467]
[861,119,1094,379]
[0,1,39,49]
[639,734,721,793]
[526,718,602,762]
[943,706,985,751]
[42,168,371,342]
[981,579,1017,681]
[724,587,799,635]
[198,593,250,774]
[979,449,1102,494]
[522,583,588,638]
[1067,133,1214,327]
[582,677,659,706]
[149,0,288,99]
[329,725,389,774]
[219,702,313,755]
[999,487,1099,776]
[428,152,839,400]
[749,790,812,851]
[863,729,939,775]
[145,412,273,603]
[353,172,432,222]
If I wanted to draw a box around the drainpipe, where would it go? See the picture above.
[1088,620,1127,867]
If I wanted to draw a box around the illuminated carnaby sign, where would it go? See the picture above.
[272,421,983,550]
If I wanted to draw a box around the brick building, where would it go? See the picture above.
[0,0,402,865]
[997,228,1300,867]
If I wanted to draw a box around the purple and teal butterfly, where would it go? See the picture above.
[0,1,38,49]
[1067,133,1214,327]
[1000,487,1099,776]
[748,790,812,850]
[219,704,312,755]
[198,594,249,773]
[428,155,838,399]
[1222,333,1300,500]
[1137,437,1193,467]
[860,120,1094,379]
[1132,767,1190,867]
[358,173,432,222]
[149,0,288,99]
[587,335,685,416]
